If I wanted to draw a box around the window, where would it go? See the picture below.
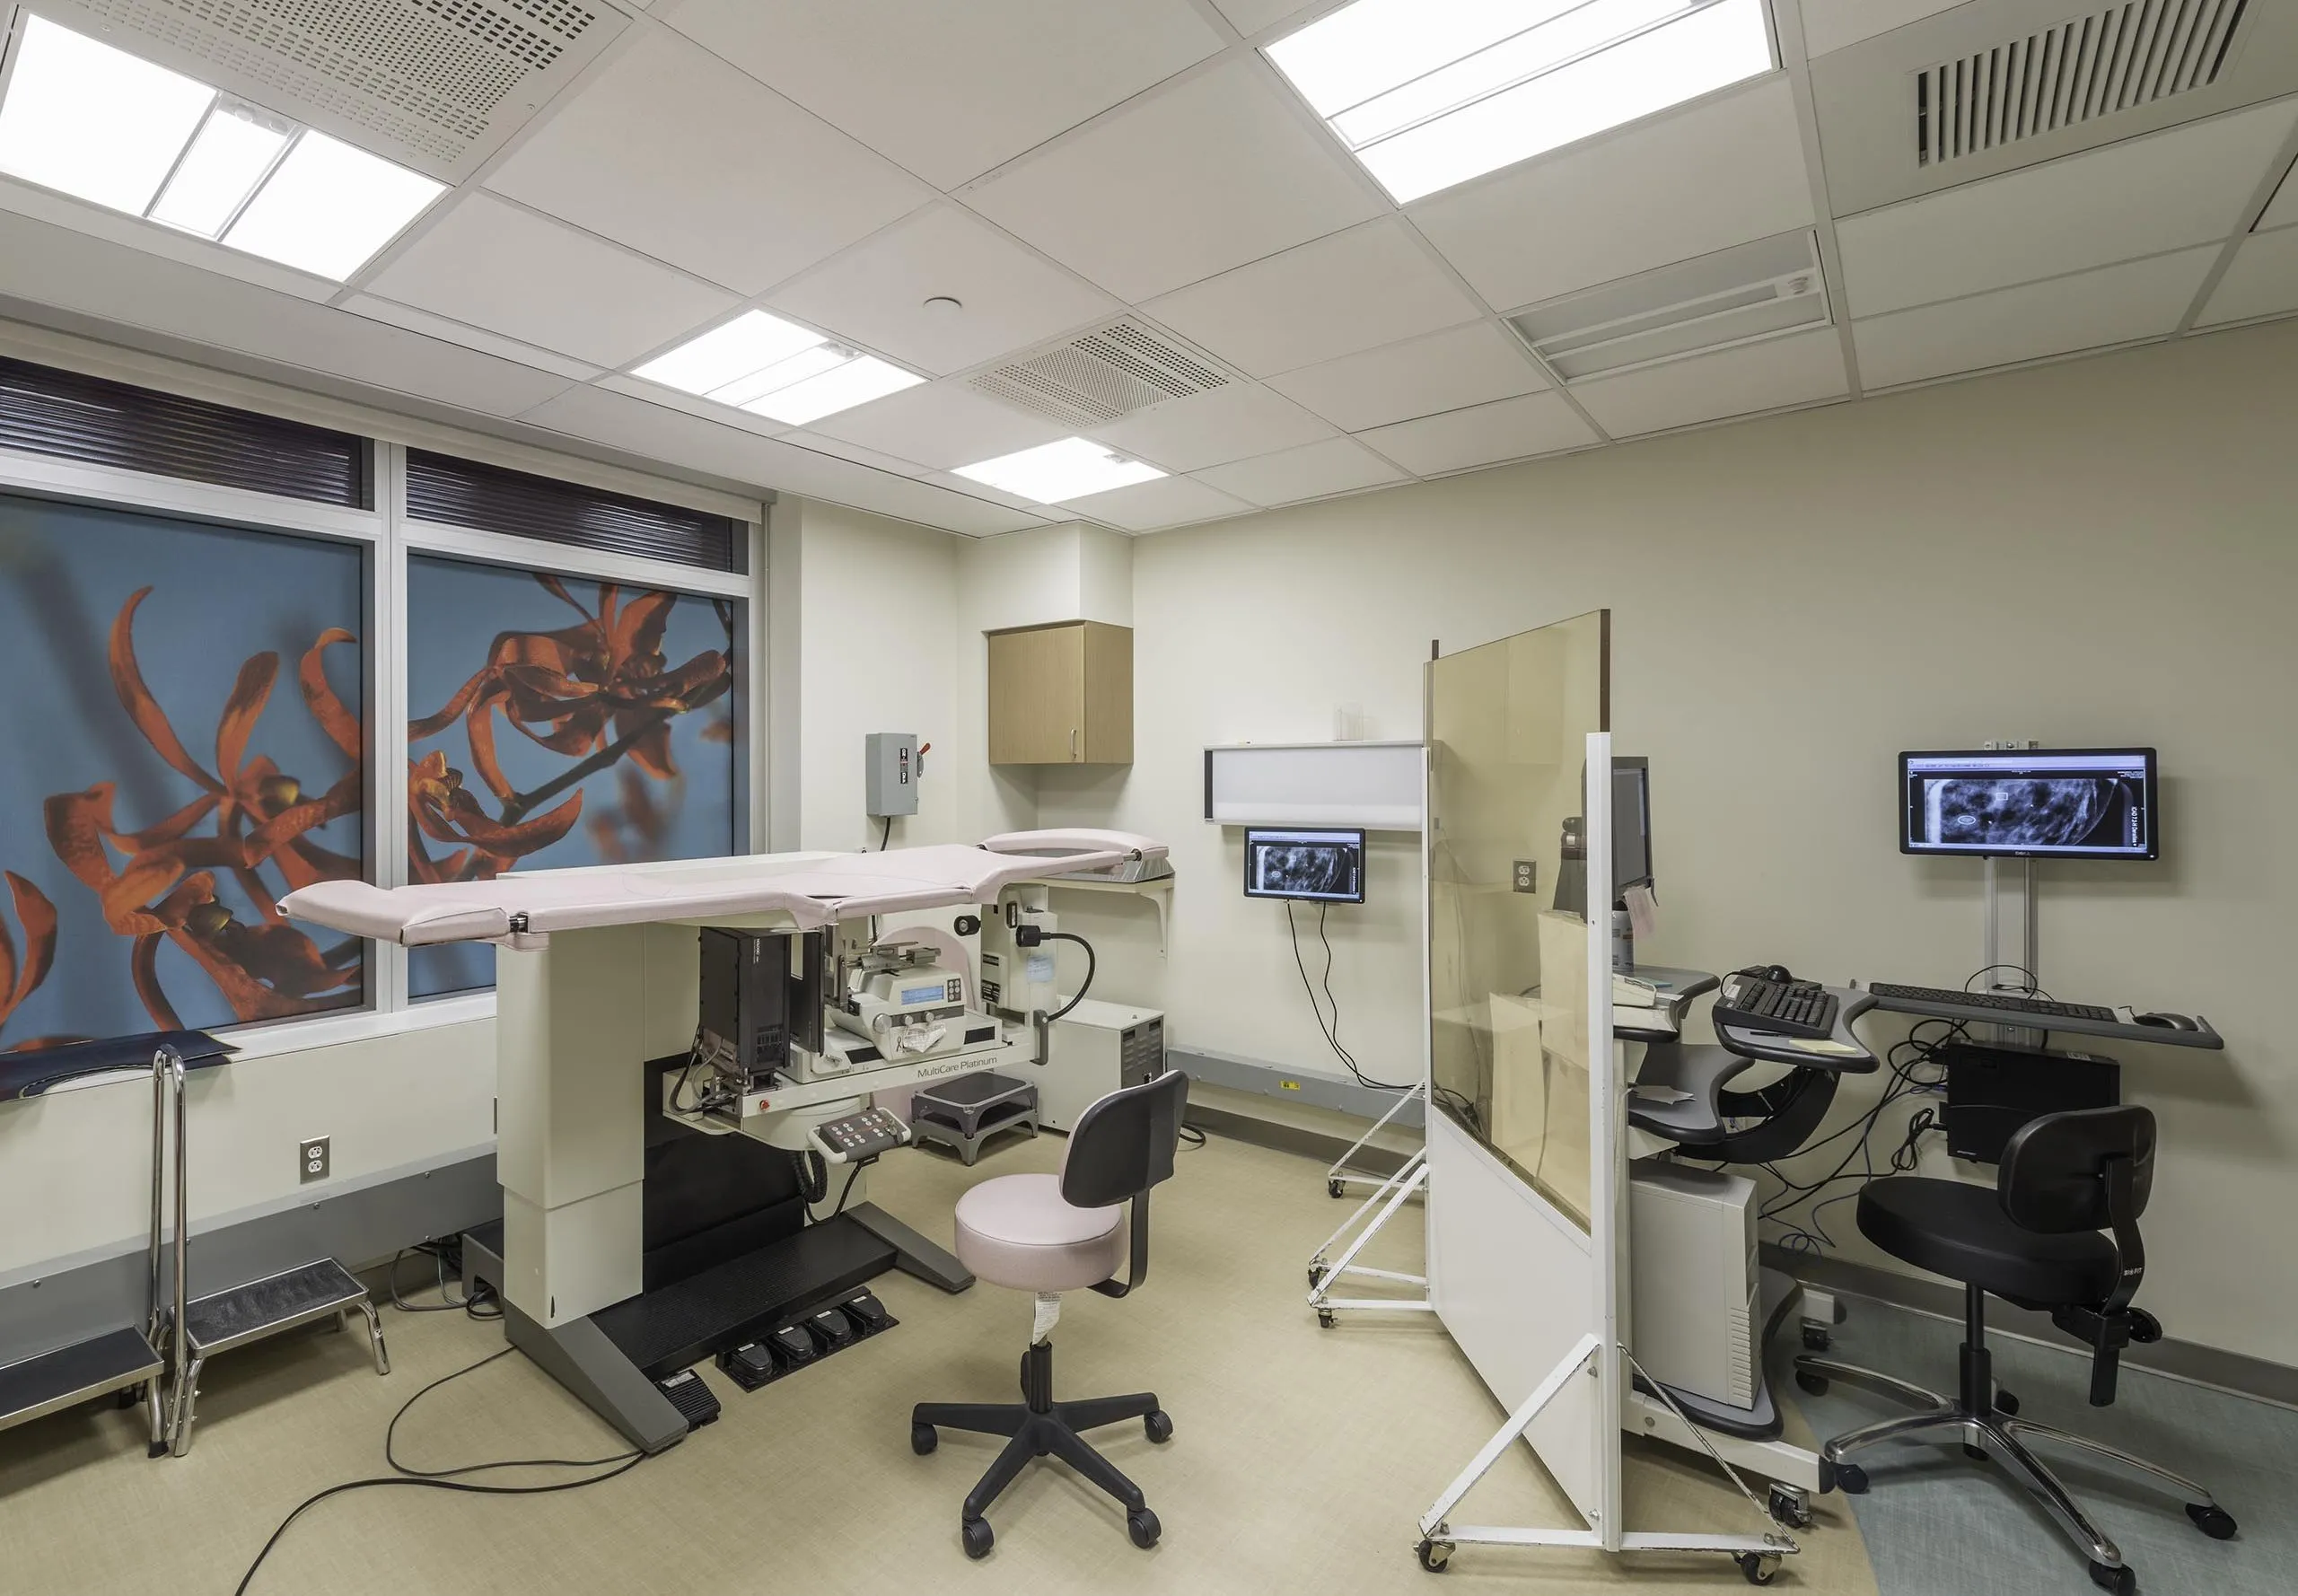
[0,493,364,1048]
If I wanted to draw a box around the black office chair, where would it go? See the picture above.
[911,1070,1186,1559]
[1794,1106,2235,1594]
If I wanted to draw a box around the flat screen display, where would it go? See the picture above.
[1899,749,2157,860]
[1243,828,1366,903]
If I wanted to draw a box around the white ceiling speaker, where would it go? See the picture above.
[1508,230,1831,381]
[970,316,1234,429]
[39,0,629,180]
[1918,0,2251,169]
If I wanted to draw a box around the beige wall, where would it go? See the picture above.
[1028,320,2298,1369]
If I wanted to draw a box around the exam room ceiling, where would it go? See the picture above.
[2,0,2295,537]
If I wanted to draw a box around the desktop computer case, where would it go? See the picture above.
[1629,1160,1759,1411]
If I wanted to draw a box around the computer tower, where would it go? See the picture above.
[1942,1042,2118,1164]
[1038,999,1165,1132]
[1629,1159,1759,1411]
[698,927,822,1083]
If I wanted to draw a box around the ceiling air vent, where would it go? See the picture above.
[42,0,624,178]
[1917,0,2250,168]
[971,317,1232,429]
[1509,231,1830,382]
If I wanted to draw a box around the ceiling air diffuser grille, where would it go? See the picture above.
[1917,0,2250,167]
[1510,231,1829,382]
[972,317,1232,428]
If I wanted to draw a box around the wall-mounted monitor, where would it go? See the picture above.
[1243,828,1366,903]
[1899,749,2157,860]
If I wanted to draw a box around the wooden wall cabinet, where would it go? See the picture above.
[987,620,1133,765]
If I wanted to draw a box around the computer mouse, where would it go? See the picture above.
[2134,1012,2199,1031]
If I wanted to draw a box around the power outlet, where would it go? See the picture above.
[298,1136,329,1184]
[1513,860,1539,893]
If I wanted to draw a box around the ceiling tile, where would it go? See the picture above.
[1268,321,1548,431]
[1214,0,1314,35]
[1065,473,1254,531]
[0,207,574,418]
[485,30,930,295]
[1193,435,1407,505]
[766,204,1120,376]
[365,194,736,368]
[1852,246,2221,390]
[1090,382,1336,471]
[1572,327,1849,437]
[664,0,1226,189]
[1796,0,1966,58]
[343,294,601,381]
[775,429,931,476]
[594,373,794,438]
[1409,75,1812,311]
[1140,217,1483,376]
[806,378,1074,469]
[2197,227,2298,327]
[2258,155,2298,232]
[964,57,1385,303]
[1836,101,2298,319]
[1355,391,1597,476]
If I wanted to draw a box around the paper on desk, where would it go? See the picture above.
[1629,1084,1694,1104]
[1781,1038,1863,1057]
[1624,883,1658,941]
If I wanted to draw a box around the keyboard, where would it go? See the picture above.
[1713,973,1839,1039]
[1866,983,2116,1022]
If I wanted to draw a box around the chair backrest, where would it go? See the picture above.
[1998,1104,2154,1234]
[1061,1069,1188,1211]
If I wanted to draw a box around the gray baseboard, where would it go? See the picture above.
[1184,1100,1411,1179]
[1171,1047,1425,1127]
[0,1152,501,1365]
[1767,1243,2298,1411]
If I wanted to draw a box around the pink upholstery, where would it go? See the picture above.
[953,1173,1124,1293]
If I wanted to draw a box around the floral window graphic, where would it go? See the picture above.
[0,495,365,1049]
[405,556,741,997]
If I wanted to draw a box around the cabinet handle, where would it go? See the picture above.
[1070,728,1077,760]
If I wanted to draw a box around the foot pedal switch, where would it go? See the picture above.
[655,1367,720,1431]
[716,1342,776,1392]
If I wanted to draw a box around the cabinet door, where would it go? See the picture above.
[988,624,1086,764]
[1080,621,1134,764]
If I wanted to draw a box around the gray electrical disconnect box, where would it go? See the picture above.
[865,732,919,818]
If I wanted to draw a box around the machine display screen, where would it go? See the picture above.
[1899,749,2157,860]
[901,982,951,1005]
[1242,828,1366,903]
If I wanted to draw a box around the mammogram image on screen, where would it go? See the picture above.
[1921,776,2132,851]
[1253,842,1361,899]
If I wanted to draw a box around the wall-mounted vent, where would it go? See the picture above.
[1917,0,2250,167]
[44,0,623,177]
[1509,231,1829,382]
[971,317,1232,429]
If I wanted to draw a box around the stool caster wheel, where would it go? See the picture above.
[1796,1370,1828,1397]
[1317,1310,1337,1329]
[911,1423,937,1456]
[1737,1552,1780,1585]
[1836,1462,1869,1495]
[1994,1389,2021,1416]
[1801,1325,1830,1353]
[961,1517,993,1559]
[1145,1408,1173,1443]
[2186,1503,2237,1540]
[1127,1507,1161,1549]
[1329,1178,1346,1198]
[2088,1559,2136,1594]
[1767,1483,1811,1529]
[1417,1538,1452,1573]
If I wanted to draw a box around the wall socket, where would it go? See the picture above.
[1512,860,1539,893]
[298,1136,329,1184]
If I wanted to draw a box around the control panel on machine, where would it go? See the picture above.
[1712,971,1840,1039]
[810,1105,912,1164]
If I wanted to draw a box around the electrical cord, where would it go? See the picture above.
[385,1241,501,1320]
[879,815,892,851]
[829,1155,875,1215]
[1040,931,1095,1022]
[1285,900,1413,1093]
[234,1348,645,1594]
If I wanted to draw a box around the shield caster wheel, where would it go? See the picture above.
[1835,1462,1869,1495]
[1802,1324,1831,1352]
[911,1423,937,1456]
[1994,1389,2021,1416]
[1796,1370,1829,1397]
[2186,1504,2237,1540]
[1737,1552,1781,1585]
[1767,1483,1811,1529]
[1329,1178,1346,1198]
[2088,1560,2136,1594]
[1309,1265,1326,1290]
[1317,1310,1338,1329]
[1127,1507,1161,1549]
[1417,1538,1452,1573]
[961,1518,993,1560]
[1144,1408,1173,1443]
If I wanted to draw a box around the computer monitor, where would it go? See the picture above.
[1613,758,1653,894]
[1899,749,2158,860]
[1243,828,1366,904]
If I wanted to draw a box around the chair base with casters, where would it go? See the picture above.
[913,1337,1171,1558]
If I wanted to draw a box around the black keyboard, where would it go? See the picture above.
[1713,974,1839,1039]
[1866,983,2116,1022]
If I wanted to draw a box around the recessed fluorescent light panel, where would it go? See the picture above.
[1267,0,1776,203]
[0,14,443,278]
[953,438,1164,504]
[632,311,925,425]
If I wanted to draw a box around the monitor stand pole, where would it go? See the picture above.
[1980,857,2043,1049]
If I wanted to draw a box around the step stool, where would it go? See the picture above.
[909,1072,1039,1167]
[167,1258,388,1456]
[0,1328,163,1441]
